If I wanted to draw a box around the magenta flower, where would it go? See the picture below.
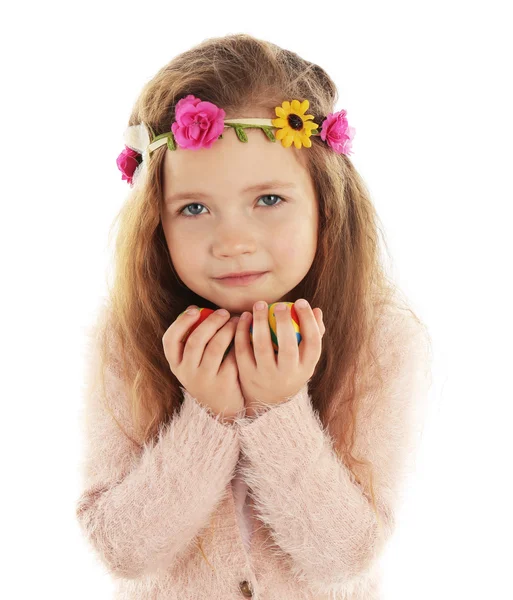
[319,109,355,155]
[116,146,142,185]
[171,94,226,150]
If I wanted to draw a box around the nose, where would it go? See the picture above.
[213,219,257,256]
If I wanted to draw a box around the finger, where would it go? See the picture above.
[312,307,325,336]
[183,309,231,368]
[177,307,202,343]
[178,304,199,324]
[220,336,238,374]
[293,300,323,367]
[164,309,202,368]
[234,311,257,371]
[274,302,299,367]
[252,301,276,368]
[201,316,239,375]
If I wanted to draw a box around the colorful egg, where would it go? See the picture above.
[249,302,302,353]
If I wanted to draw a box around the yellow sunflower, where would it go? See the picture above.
[271,99,319,149]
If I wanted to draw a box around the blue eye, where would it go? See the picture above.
[177,194,285,218]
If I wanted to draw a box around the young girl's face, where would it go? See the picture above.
[161,126,319,317]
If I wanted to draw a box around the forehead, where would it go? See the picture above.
[162,126,311,198]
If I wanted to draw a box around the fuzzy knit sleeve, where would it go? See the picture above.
[75,304,242,580]
[233,307,432,596]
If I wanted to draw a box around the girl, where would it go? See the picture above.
[76,33,432,600]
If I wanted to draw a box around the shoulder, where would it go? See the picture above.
[84,298,123,375]
[82,298,126,408]
[372,301,432,367]
[358,300,433,413]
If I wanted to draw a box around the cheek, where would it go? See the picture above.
[271,222,304,264]
[273,218,315,260]
[165,231,204,280]
[176,247,202,272]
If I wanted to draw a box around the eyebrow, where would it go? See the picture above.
[165,180,297,204]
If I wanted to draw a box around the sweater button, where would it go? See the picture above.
[239,579,253,597]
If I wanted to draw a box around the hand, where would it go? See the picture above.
[234,300,326,414]
[163,306,244,423]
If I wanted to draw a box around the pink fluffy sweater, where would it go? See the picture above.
[75,302,432,599]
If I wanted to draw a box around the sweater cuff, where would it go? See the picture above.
[234,383,327,477]
[180,387,245,431]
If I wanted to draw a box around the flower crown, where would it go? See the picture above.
[116,95,355,186]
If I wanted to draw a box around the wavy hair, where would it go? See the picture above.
[95,33,429,571]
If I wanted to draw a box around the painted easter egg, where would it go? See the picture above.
[249,302,302,353]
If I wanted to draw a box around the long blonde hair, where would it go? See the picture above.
[96,33,429,570]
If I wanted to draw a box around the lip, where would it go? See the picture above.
[215,272,268,286]
[216,270,266,279]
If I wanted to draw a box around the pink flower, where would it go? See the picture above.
[171,94,226,150]
[116,146,142,185]
[319,110,355,155]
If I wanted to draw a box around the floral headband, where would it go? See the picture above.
[116,95,355,186]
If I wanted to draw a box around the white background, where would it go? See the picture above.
[2,0,512,598]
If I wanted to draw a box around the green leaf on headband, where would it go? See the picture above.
[167,133,176,151]
[311,129,319,135]
[261,126,276,142]
[235,126,248,143]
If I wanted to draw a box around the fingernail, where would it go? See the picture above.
[275,303,287,311]
[186,308,199,315]
[296,299,308,308]
[255,301,266,311]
